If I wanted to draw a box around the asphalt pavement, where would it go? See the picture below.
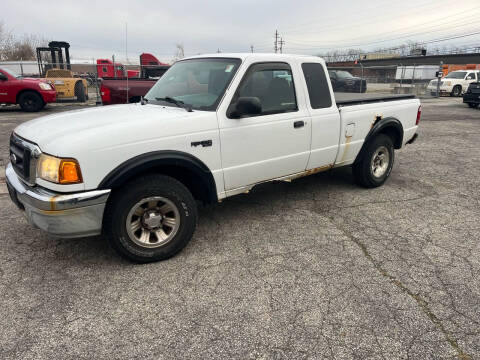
[0,97,479,359]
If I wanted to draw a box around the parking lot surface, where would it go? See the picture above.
[0,99,479,359]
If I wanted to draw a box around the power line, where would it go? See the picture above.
[284,28,480,52]
[286,14,480,47]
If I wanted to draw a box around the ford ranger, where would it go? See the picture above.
[5,54,420,262]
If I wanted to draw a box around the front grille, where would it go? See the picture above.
[9,133,40,185]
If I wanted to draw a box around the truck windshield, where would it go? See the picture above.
[1,67,20,78]
[144,58,241,111]
[445,71,467,79]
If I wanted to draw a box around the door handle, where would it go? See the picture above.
[293,121,304,128]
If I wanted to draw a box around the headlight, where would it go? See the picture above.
[38,82,52,90]
[37,154,83,184]
[54,80,65,85]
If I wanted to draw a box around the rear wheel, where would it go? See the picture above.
[104,174,197,263]
[74,81,86,102]
[451,85,462,97]
[353,134,395,188]
[18,91,44,112]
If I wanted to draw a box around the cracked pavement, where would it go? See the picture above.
[0,98,479,359]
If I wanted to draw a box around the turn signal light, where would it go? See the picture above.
[37,154,83,184]
[59,160,83,184]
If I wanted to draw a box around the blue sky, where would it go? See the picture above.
[2,0,480,63]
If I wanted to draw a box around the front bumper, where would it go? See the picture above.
[5,163,110,238]
[40,90,57,103]
[427,85,453,94]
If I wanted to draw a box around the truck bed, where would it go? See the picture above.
[335,92,416,106]
[100,78,157,105]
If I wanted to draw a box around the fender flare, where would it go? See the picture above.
[98,150,218,204]
[354,117,403,164]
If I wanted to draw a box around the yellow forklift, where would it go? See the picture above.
[36,41,88,102]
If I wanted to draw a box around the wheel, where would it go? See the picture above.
[353,134,394,188]
[18,91,44,112]
[467,103,479,108]
[103,174,198,263]
[451,85,462,97]
[74,81,86,102]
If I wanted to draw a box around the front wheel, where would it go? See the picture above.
[451,85,462,97]
[103,175,198,263]
[353,134,395,188]
[18,91,44,112]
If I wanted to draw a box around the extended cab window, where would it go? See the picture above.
[302,63,332,109]
[231,62,297,117]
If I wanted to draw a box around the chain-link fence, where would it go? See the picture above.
[1,59,474,110]
[326,64,447,98]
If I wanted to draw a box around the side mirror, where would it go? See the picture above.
[0,73,7,81]
[228,97,262,118]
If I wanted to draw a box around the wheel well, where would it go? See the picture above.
[16,89,43,104]
[378,126,402,149]
[107,163,216,205]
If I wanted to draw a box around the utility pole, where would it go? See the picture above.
[279,38,285,54]
[274,30,279,53]
[250,45,254,53]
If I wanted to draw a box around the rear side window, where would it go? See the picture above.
[302,63,332,109]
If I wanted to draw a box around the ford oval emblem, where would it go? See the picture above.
[10,152,17,164]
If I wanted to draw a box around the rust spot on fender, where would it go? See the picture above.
[50,196,57,211]
[372,114,383,128]
[340,136,353,163]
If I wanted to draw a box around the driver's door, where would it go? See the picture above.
[218,61,311,191]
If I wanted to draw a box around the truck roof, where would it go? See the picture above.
[184,53,326,65]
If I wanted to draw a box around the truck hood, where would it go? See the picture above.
[14,104,215,156]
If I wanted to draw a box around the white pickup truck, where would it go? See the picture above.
[6,53,421,262]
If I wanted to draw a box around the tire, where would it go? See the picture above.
[18,91,44,112]
[353,134,395,188]
[451,85,462,97]
[103,174,198,263]
[74,81,86,102]
[467,103,479,108]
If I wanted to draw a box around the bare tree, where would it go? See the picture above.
[0,22,48,61]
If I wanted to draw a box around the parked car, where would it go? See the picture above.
[6,53,420,262]
[427,70,480,97]
[328,70,367,92]
[0,67,56,111]
[463,81,480,108]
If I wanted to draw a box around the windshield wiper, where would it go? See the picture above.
[155,96,192,112]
